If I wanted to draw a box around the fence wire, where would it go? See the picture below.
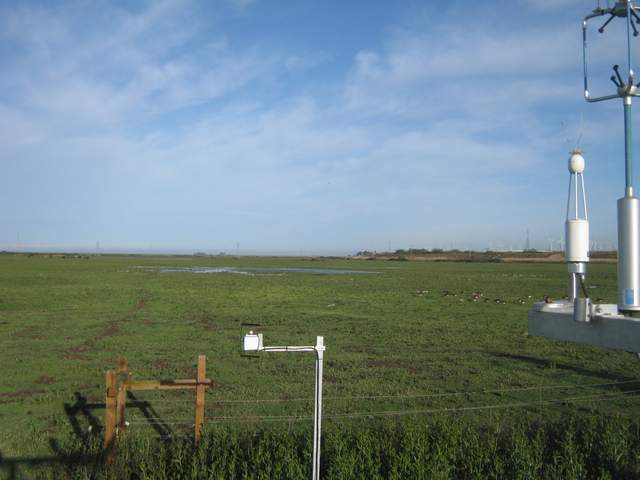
[195,388,640,424]
[187,378,640,405]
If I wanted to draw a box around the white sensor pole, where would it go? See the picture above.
[242,332,326,480]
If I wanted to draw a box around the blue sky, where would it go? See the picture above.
[0,0,637,254]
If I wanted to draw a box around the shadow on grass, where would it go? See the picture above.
[491,351,638,385]
[0,391,178,479]
[0,438,103,480]
[64,390,174,438]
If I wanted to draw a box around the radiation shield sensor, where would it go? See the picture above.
[242,331,263,352]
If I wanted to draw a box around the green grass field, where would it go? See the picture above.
[1,254,639,477]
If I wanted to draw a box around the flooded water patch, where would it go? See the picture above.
[134,266,378,276]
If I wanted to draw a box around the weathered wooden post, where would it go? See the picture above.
[104,370,117,450]
[103,354,211,453]
[116,356,129,435]
[194,355,206,445]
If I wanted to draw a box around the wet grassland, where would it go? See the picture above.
[1,254,639,478]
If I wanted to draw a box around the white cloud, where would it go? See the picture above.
[343,23,582,118]
[0,0,622,250]
[0,1,282,136]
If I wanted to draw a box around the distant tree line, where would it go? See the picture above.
[355,248,463,256]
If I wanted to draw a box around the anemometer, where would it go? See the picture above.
[529,0,640,352]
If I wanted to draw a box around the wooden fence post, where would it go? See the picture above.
[104,370,117,450]
[116,356,129,435]
[104,355,212,454]
[194,355,206,445]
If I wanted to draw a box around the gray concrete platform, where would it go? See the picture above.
[528,301,640,353]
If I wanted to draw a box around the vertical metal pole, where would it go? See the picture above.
[312,359,318,480]
[624,98,634,196]
[566,174,573,220]
[312,336,324,480]
[316,341,323,478]
[582,20,589,97]
[569,273,578,302]
[618,95,640,311]
[575,173,579,218]
[580,173,588,220]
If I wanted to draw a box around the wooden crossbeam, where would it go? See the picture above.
[126,378,212,391]
[104,355,211,453]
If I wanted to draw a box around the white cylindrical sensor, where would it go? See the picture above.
[565,219,589,263]
[617,196,640,311]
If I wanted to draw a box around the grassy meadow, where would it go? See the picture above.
[1,253,640,477]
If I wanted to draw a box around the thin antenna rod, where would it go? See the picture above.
[624,97,634,194]
[583,19,589,96]
[575,113,584,150]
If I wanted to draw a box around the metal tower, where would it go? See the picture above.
[529,1,640,352]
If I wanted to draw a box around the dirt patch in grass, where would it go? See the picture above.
[0,388,46,404]
[13,326,44,340]
[61,295,148,360]
[187,311,219,331]
[64,351,89,361]
[63,319,120,360]
[152,360,171,370]
[34,375,56,385]
[366,358,419,374]
[98,320,120,339]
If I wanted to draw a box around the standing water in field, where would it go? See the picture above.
[133,266,378,275]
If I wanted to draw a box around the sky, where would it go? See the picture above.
[0,0,638,254]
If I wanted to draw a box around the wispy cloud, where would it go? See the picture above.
[0,0,624,252]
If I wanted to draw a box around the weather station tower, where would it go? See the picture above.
[529,0,640,352]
